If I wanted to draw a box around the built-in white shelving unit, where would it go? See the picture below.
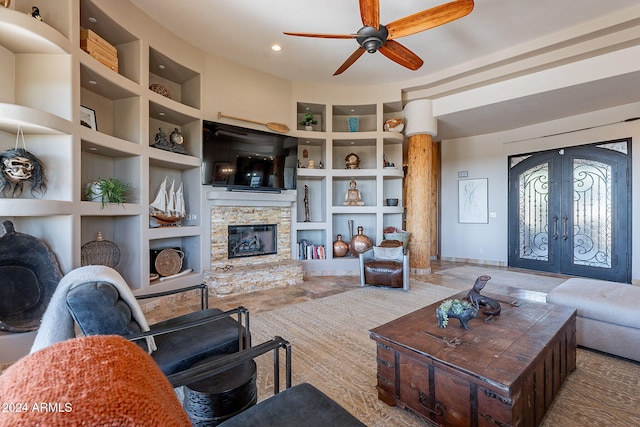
[294,101,405,272]
[0,1,204,296]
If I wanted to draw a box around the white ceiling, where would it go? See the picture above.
[129,0,640,138]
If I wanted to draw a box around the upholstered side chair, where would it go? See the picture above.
[359,239,409,291]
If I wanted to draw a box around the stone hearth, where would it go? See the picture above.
[205,190,302,296]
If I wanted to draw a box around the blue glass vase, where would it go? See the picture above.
[348,116,359,132]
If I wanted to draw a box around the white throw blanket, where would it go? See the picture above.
[30,265,157,354]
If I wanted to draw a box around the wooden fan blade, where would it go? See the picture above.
[378,40,424,71]
[386,0,474,40]
[333,47,366,76]
[283,31,358,39]
[359,0,380,29]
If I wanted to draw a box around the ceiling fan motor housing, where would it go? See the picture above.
[357,26,388,53]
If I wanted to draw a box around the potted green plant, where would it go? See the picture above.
[300,112,318,131]
[436,298,477,329]
[86,178,132,208]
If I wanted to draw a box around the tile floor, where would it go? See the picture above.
[145,260,567,324]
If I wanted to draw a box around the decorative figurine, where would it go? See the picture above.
[466,275,502,317]
[303,185,310,222]
[152,127,187,154]
[345,152,360,169]
[383,154,395,168]
[29,6,43,21]
[1,128,47,198]
[343,180,364,206]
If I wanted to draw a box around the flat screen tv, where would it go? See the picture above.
[202,120,298,191]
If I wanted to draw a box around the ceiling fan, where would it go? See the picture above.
[284,0,474,76]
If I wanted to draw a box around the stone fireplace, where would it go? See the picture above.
[204,190,302,296]
[228,224,277,259]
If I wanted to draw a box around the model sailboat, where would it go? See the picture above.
[150,177,186,227]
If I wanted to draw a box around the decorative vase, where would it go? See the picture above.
[305,125,313,131]
[348,116,359,132]
[333,234,349,257]
[349,226,372,256]
[85,182,103,202]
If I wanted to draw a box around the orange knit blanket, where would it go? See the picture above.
[0,335,190,426]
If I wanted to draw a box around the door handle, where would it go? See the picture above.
[562,215,568,240]
[552,216,558,240]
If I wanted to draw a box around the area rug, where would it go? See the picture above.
[435,265,567,294]
[250,279,640,427]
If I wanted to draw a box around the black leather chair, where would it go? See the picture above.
[31,265,249,383]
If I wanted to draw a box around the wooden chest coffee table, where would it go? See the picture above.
[370,292,576,427]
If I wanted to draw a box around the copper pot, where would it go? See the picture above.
[349,226,372,256]
[333,234,349,257]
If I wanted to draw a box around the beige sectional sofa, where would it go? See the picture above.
[546,278,640,362]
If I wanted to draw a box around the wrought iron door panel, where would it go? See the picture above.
[509,140,630,282]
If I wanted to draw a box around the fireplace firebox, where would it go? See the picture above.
[228,224,277,259]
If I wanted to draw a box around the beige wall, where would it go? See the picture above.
[203,56,292,127]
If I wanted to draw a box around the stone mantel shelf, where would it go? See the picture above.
[206,189,297,207]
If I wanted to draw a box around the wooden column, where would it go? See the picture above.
[406,133,433,274]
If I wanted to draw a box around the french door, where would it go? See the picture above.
[508,139,631,282]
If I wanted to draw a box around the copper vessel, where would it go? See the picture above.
[333,234,349,257]
[349,226,372,256]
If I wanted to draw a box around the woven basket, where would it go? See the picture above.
[81,232,121,268]
[149,83,172,99]
[383,232,410,249]
[154,248,184,276]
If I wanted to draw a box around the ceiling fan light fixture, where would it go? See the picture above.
[285,0,474,75]
[362,37,382,53]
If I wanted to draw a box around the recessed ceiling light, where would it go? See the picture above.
[158,112,165,116]
[350,109,355,112]
[88,80,97,85]
[88,17,97,23]
[271,44,282,52]
[159,64,166,70]
[350,141,355,144]
[88,147,98,151]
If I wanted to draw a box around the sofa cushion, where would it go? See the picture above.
[546,278,640,329]
[372,246,403,261]
[364,260,403,288]
[66,282,143,338]
[150,308,244,376]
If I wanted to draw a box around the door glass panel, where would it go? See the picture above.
[573,159,612,268]
[518,162,549,261]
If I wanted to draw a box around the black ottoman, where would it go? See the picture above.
[183,359,257,426]
[217,383,366,427]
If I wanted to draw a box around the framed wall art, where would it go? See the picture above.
[458,178,488,224]
[80,105,97,130]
